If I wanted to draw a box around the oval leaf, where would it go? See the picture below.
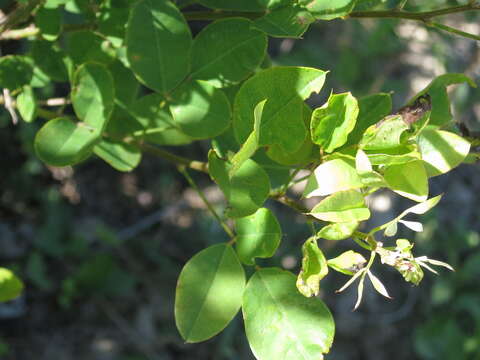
[254,4,315,38]
[34,117,98,166]
[0,268,24,302]
[71,63,115,130]
[169,80,231,139]
[384,160,428,202]
[175,244,245,343]
[296,237,328,297]
[243,268,335,359]
[0,55,33,91]
[126,0,192,93]
[234,66,327,153]
[311,92,359,153]
[417,128,471,177]
[191,18,267,87]
[235,208,282,265]
[304,158,363,197]
[94,139,141,172]
[310,190,370,222]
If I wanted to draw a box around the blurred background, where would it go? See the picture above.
[1,0,480,359]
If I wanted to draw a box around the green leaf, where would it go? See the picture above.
[311,92,359,153]
[175,244,245,343]
[0,55,33,90]
[300,0,357,20]
[98,1,132,47]
[229,100,266,176]
[344,93,392,147]
[411,73,476,126]
[417,128,471,177]
[108,60,139,106]
[366,145,421,166]
[191,18,267,87]
[360,115,409,151]
[317,221,358,241]
[66,30,116,65]
[384,160,428,202]
[254,4,315,38]
[169,80,231,139]
[235,207,282,265]
[35,6,61,41]
[327,250,366,275]
[234,66,327,153]
[296,237,328,297]
[34,117,98,166]
[197,0,291,12]
[243,268,334,359]
[94,138,141,172]
[16,86,37,123]
[31,40,71,82]
[0,268,23,302]
[266,104,318,166]
[208,150,271,218]
[304,158,363,197]
[71,63,115,130]
[310,190,370,222]
[126,0,192,93]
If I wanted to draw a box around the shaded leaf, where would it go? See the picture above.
[254,4,315,38]
[191,18,267,87]
[94,139,141,172]
[126,0,192,93]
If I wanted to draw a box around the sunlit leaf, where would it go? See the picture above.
[0,268,24,302]
[235,208,282,265]
[296,237,328,297]
[310,190,370,222]
[175,244,245,343]
[243,268,334,359]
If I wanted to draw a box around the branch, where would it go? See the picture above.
[137,142,208,173]
[348,4,480,21]
[0,23,94,40]
[0,0,43,34]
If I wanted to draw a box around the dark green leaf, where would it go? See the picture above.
[94,138,141,172]
[175,244,245,343]
[254,4,315,38]
[126,0,192,93]
[197,0,292,11]
[31,40,71,82]
[35,6,61,41]
[66,30,116,65]
[0,56,33,90]
[191,18,267,87]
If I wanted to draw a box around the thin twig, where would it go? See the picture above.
[2,88,18,124]
[139,143,208,173]
[178,165,235,239]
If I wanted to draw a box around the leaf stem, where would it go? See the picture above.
[138,143,208,173]
[177,165,235,239]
